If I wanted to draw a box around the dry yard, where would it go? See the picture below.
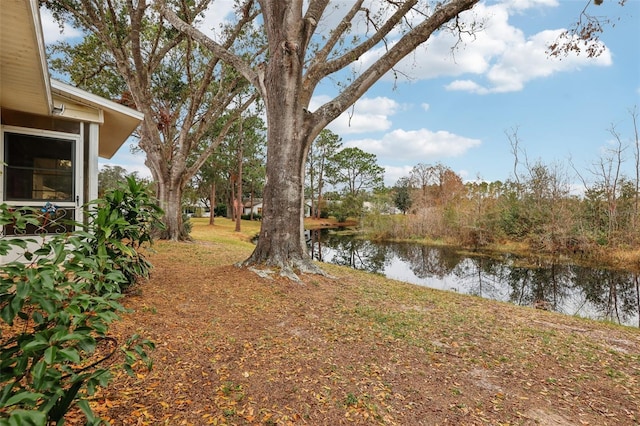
[76,218,638,425]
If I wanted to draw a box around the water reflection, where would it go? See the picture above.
[306,229,640,327]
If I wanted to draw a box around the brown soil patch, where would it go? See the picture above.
[78,234,638,425]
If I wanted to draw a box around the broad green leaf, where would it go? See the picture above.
[6,409,47,426]
[3,391,45,407]
[30,361,47,384]
[76,399,97,423]
[21,339,48,354]
[57,333,90,343]
[14,282,28,300]
[43,346,57,365]
[58,348,80,364]
[1,301,16,325]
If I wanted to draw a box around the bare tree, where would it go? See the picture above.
[594,124,626,240]
[506,126,522,188]
[410,163,437,208]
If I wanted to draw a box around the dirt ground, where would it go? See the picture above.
[82,225,639,426]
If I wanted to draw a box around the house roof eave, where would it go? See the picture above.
[50,79,144,159]
[0,0,52,116]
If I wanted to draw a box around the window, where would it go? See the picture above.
[4,132,74,202]
[2,130,78,236]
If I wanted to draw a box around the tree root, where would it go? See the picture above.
[246,266,276,280]
[238,256,334,283]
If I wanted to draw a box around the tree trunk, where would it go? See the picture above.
[250,187,255,221]
[309,174,315,218]
[227,175,235,219]
[240,2,323,277]
[235,128,243,233]
[242,144,320,276]
[209,182,216,225]
[155,178,185,240]
[241,113,320,275]
[317,180,324,220]
[240,85,320,275]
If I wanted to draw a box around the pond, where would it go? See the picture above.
[306,229,640,327]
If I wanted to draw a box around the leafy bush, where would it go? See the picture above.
[0,177,159,425]
[86,176,164,291]
[214,204,227,218]
[329,194,364,223]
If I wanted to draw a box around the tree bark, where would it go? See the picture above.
[155,179,185,240]
[249,187,255,221]
[209,182,216,225]
[241,100,319,274]
[235,120,244,233]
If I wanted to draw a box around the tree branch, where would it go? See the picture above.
[311,0,478,133]
[156,0,261,96]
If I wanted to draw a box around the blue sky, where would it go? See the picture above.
[41,0,640,189]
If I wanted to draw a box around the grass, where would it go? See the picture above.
[189,217,261,245]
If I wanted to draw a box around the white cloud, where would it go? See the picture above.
[100,146,152,179]
[40,8,83,44]
[345,128,481,162]
[353,3,517,80]
[351,2,611,94]
[503,0,559,12]
[445,79,486,93]
[421,103,430,112]
[312,95,400,135]
[456,169,474,180]
[383,165,414,186]
[485,29,611,92]
[197,1,238,41]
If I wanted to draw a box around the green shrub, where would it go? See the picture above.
[86,176,164,291]
[214,204,226,218]
[0,177,159,425]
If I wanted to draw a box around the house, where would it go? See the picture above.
[1,1,143,259]
[243,199,263,217]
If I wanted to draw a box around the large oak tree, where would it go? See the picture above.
[45,0,258,240]
[160,0,483,277]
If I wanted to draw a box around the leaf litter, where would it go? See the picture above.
[64,222,639,425]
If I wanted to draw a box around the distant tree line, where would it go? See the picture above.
[369,109,639,257]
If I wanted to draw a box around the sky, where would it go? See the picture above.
[40,0,640,189]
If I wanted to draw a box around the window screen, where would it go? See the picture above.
[4,132,74,202]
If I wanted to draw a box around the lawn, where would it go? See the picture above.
[82,218,639,425]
